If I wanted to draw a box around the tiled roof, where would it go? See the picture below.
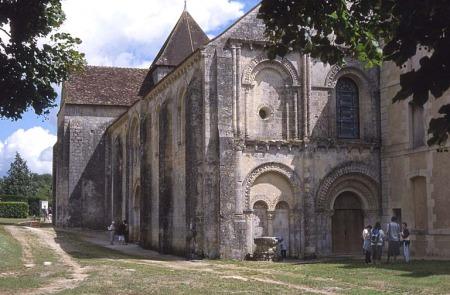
[151,10,209,67]
[63,11,209,105]
[63,66,150,106]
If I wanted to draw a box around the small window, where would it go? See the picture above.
[336,77,359,139]
[258,106,271,120]
[410,103,425,148]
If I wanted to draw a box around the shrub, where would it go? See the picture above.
[0,195,26,202]
[0,202,29,218]
[27,197,42,217]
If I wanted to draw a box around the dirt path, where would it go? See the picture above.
[5,226,88,295]
[5,226,35,268]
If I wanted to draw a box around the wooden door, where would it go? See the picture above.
[332,192,364,254]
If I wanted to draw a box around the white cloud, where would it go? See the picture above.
[61,0,245,67]
[0,127,57,176]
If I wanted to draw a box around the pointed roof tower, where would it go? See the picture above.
[152,9,209,68]
[139,9,209,96]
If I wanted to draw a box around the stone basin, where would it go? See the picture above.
[253,236,279,261]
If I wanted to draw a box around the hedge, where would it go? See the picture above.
[0,195,50,216]
[0,194,26,202]
[0,202,29,218]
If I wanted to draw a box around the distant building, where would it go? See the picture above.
[53,6,450,259]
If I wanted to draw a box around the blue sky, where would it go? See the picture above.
[0,0,260,176]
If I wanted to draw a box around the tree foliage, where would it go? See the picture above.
[258,0,450,145]
[31,173,52,200]
[1,152,33,197]
[0,153,52,200]
[0,0,85,120]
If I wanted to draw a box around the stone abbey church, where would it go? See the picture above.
[54,6,450,259]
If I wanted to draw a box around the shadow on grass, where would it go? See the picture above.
[337,259,450,278]
[292,257,450,278]
[52,227,185,263]
[45,226,450,280]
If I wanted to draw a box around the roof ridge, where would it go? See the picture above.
[207,3,261,45]
[186,11,194,52]
[149,9,208,69]
[86,65,148,70]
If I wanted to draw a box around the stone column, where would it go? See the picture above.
[267,211,275,236]
[293,89,299,140]
[236,44,242,137]
[244,210,254,254]
[286,90,290,140]
[231,45,237,136]
[289,210,296,257]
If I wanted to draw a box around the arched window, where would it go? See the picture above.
[336,77,359,139]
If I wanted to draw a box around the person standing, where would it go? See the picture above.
[108,221,116,245]
[116,221,125,245]
[362,225,372,263]
[371,222,385,264]
[279,237,287,260]
[386,216,401,263]
[42,207,48,222]
[123,219,129,245]
[401,222,411,263]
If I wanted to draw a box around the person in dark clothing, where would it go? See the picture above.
[123,219,129,245]
[401,222,411,263]
[116,221,126,245]
[371,222,385,264]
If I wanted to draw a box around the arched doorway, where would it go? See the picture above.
[332,192,363,254]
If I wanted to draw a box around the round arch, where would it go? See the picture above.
[315,162,380,255]
[325,64,375,92]
[316,162,379,212]
[243,162,302,211]
[242,55,300,86]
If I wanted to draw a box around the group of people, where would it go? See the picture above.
[362,216,410,264]
[108,220,129,245]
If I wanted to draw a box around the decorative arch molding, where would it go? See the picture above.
[127,113,140,142]
[324,64,374,90]
[242,55,300,86]
[316,162,379,211]
[243,162,302,211]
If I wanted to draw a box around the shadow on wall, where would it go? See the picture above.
[68,132,109,230]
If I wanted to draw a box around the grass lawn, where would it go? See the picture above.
[1,225,450,294]
[0,225,69,293]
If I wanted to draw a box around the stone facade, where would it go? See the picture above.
[381,51,450,257]
[54,6,449,259]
